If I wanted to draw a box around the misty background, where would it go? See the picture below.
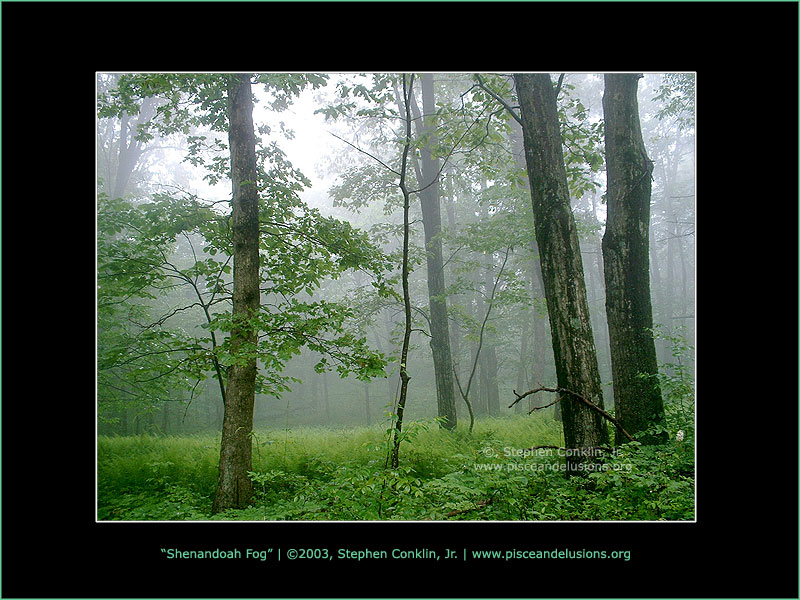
[96,72,694,435]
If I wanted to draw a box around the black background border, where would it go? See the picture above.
[2,2,797,598]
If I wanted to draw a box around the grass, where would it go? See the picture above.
[97,412,694,522]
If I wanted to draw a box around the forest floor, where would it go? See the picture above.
[97,413,694,521]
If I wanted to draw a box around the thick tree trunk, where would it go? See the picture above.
[601,74,666,445]
[509,117,555,414]
[514,73,609,461]
[212,74,260,513]
[412,74,457,430]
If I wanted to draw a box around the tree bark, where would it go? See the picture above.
[390,74,415,470]
[411,74,458,430]
[111,97,156,199]
[322,371,331,422]
[483,256,500,416]
[601,74,666,444]
[442,164,463,411]
[508,116,555,414]
[515,300,530,414]
[212,74,260,513]
[514,73,609,462]
[364,382,372,426]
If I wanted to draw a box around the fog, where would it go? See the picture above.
[97,73,695,436]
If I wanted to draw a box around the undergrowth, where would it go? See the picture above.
[98,410,694,522]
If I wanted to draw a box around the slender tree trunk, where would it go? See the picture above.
[410,74,457,430]
[478,346,489,415]
[483,257,500,416]
[212,74,260,513]
[391,74,415,469]
[601,74,666,445]
[472,264,488,416]
[111,97,155,199]
[322,371,331,422]
[515,303,530,414]
[514,73,609,463]
[364,383,372,426]
[310,362,320,413]
[442,165,463,406]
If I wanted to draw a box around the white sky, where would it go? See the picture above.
[168,84,339,213]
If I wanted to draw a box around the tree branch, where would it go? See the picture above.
[327,130,400,177]
[510,385,634,442]
[452,246,512,433]
[554,73,565,98]
[474,74,522,125]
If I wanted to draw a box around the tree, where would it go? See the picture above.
[98,73,388,510]
[212,74,261,511]
[513,73,609,462]
[409,73,458,430]
[97,74,158,201]
[321,74,493,458]
[391,73,416,469]
[601,73,666,444]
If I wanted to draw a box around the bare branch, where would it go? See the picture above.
[327,130,400,177]
[510,385,635,443]
[453,246,513,433]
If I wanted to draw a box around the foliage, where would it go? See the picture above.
[98,414,693,521]
[649,326,695,442]
[97,74,392,423]
[653,73,695,131]
[97,72,695,522]
[557,81,605,200]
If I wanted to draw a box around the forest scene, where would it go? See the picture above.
[96,72,695,521]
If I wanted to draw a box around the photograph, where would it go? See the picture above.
[96,72,695,524]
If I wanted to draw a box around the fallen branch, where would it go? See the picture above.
[510,385,634,443]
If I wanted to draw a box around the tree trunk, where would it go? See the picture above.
[390,74,415,470]
[442,164,463,408]
[322,371,331,422]
[411,74,457,430]
[212,74,260,513]
[364,383,372,426]
[514,73,609,462]
[472,264,488,416]
[515,301,530,413]
[162,402,169,435]
[601,74,666,445]
[310,362,320,413]
[483,257,500,416]
[509,116,554,414]
[111,97,155,199]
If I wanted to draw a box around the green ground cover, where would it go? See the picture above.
[98,412,694,521]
